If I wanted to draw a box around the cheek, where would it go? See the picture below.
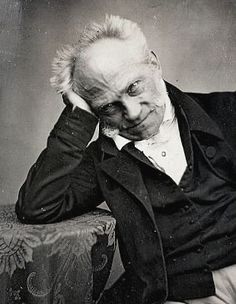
[101,112,123,127]
[140,89,160,104]
[145,80,166,105]
[152,110,165,127]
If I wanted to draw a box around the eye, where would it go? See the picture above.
[127,80,143,96]
[98,103,119,116]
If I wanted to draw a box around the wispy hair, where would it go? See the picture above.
[50,15,149,96]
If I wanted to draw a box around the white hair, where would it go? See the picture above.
[50,15,149,96]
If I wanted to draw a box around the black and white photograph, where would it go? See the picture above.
[0,1,236,303]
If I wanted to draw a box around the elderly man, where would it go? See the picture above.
[16,15,236,304]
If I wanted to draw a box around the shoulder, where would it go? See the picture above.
[186,91,236,123]
[186,91,236,112]
[186,91,236,149]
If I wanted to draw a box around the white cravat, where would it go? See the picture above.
[113,97,187,185]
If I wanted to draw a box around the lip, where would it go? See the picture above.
[122,108,155,130]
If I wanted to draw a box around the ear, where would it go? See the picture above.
[149,50,162,72]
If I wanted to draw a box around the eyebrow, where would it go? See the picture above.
[85,65,147,102]
[86,86,104,99]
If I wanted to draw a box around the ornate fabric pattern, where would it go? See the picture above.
[0,205,116,304]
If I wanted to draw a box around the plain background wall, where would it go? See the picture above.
[0,0,236,206]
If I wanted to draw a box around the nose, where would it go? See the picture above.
[123,101,142,121]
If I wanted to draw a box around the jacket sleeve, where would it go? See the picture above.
[15,102,103,224]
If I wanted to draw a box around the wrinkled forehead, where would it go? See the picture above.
[77,38,148,88]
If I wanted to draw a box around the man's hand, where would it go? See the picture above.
[66,90,96,116]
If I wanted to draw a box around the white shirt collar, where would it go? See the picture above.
[113,134,131,151]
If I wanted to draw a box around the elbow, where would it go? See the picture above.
[15,189,32,223]
[15,194,74,224]
[15,193,58,224]
[15,185,45,224]
[15,186,65,224]
[15,203,62,224]
[15,199,47,224]
[15,202,35,224]
[15,187,40,223]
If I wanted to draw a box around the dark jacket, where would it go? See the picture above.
[16,83,236,304]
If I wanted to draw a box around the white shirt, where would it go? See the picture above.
[113,97,187,185]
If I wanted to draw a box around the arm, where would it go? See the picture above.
[15,97,103,224]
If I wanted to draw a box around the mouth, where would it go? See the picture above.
[122,108,155,130]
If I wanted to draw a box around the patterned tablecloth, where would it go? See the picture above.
[0,205,116,304]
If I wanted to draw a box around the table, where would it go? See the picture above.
[0,205,116,304]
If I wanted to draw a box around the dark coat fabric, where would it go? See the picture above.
[15,83,236,304]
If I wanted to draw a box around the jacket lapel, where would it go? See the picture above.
[99,143,156,222]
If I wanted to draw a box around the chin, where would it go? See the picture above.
[101,122,160,141]
[123,123,161,140]
[120,129,158,141]
[101,126,120,138]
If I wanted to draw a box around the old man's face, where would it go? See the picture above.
[79,38,168,141]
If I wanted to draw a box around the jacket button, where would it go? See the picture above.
[196,247,202,253]
[205,146,216,159]
[184,204,190,210]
